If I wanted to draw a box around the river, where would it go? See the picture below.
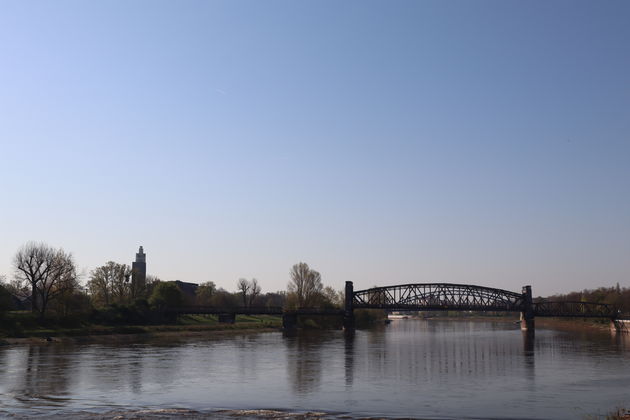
[1,320,629,419]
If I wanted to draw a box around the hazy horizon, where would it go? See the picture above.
[1,1,629,297]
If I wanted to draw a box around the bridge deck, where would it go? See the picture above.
[166,306,344,316]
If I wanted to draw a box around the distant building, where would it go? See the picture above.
[130,245,198,304]
[131,246,147,299]
[172,280,199,305]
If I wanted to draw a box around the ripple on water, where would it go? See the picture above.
[1,322,629,420]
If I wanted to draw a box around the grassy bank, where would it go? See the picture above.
[0,311,282,345]
[535,317,612,333]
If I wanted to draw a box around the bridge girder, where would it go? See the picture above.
[353,283,526,312]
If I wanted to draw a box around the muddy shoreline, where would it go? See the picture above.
[2,316,616,347]
[0,325,281,346]
[419,316,613,333]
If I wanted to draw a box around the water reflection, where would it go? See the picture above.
[344,331,355,387]
[521,330,536,386]
[522,330,535,353]
[284,331,336,395]
[10,344,74,405]
[363,320,536,384]
[1,322,630,420]
[611,332,630,353]
[84,344,183,394]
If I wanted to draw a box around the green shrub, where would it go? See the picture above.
[354,309,387,328]
[0,285,13,316]
[149,282,184,310]
[89,300,158,325]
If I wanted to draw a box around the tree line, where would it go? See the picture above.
[0,242,344,322]
[541,284,630,314]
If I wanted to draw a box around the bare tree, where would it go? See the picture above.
[248,278,261,307]
[237,278,250,307]
[288,262,323,307]
[87,261,131,306]
[322,286,343,308]
[13,242,77,319]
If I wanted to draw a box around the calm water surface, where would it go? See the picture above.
[1,320,630,419]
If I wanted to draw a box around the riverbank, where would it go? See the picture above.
[8,407,630,420]
[0,314,282,346]
[0,313,620,347]
[535,317,612,333]
[418,315,519,322]
[5,408,343,420]
[3,407,435,419]
[417,315,615,333]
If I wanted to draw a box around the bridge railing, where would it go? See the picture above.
[165,306,284,315]
[353,303,523,312]
[165,306,344,316]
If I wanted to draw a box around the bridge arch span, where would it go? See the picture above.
[352,283,526,312]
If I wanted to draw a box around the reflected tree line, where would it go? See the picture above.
[0,342,186,406]
[2,322,629,407]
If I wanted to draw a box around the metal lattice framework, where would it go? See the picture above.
[533,301,618,318]
[353,283,526,312]
[163,283,625,321]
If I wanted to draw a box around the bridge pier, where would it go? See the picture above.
[344,281,355,330]
[610,319,630,334]
[520,285,535,332]
[282,312,298,330]
[218,313,235,324]
[520,314,535,331]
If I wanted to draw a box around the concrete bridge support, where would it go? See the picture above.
[520,285,535,332]
[218,313,236,324]
[343,281,355,330]
[282,312,298,330]
[610,319,630,334]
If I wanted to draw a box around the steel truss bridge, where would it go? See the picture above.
[165,282,623,331]
[351,283,619,319]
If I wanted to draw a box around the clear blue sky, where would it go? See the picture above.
[1,0,628,296]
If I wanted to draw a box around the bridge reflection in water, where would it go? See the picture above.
[356,322,535,386]
[2,324,630,419]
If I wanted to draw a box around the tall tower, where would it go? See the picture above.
[131,246,147,298]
